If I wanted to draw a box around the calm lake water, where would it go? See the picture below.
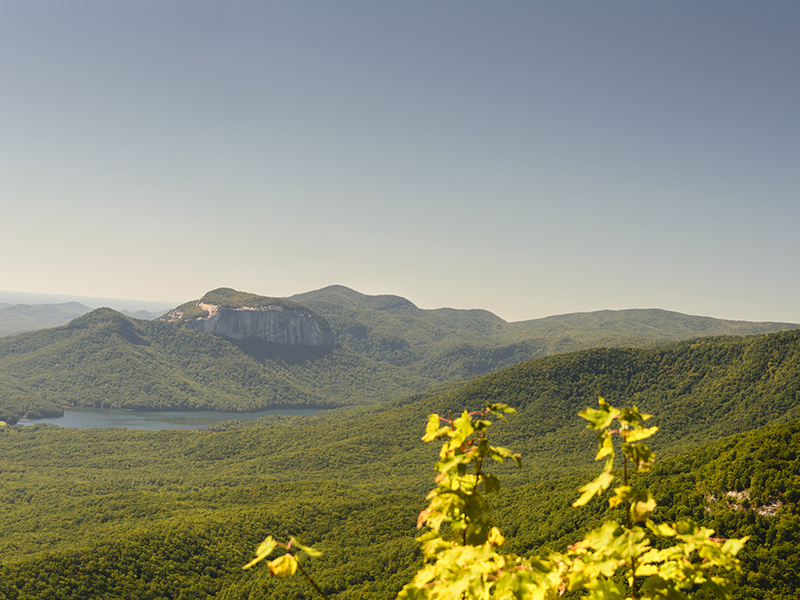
[17,407,323,430]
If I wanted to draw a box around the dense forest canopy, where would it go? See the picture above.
[2,403,799,598]
[1,327,800,598]
[2,294,799,598]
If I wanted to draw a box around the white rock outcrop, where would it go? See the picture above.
[181,305,337,346]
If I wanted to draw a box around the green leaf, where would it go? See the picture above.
[608,485,633,509]
[622,442,656,472]
[722,536,749,556]
[573,471,614,507]
[268,554,298,578]
[595,430,614,460]
[646,520,676,537]
[422,414,450,442]
[579,396,620,430]
[586,577,626,600]
[631,493,657,523]
[486,402,516,423]
[487,444,516,463]
[243,536,277,570]
[618,405,652,425]
[291,538,323,558]
[483,473,501,493]
[626,425,659,442]
[451,411,475,441]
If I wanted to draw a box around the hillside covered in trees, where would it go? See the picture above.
[1,328,800,598]
[1,286,797,423]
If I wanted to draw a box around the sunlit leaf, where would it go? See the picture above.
[595,430,614,460]
[291,537,323,558]
[722,536,750,556]
[626,425,659,442]
[608,485,632,509]
[487,402,515,414]
[579,397,620,430]
[585,577,626,600]
[268,554,297,578]
[422,414,451,442]
[573,471,614,507]
[631,493,657,523]
[488,526,505,547]
[242,536,277,570]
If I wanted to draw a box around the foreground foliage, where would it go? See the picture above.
[400,400,746,599]
[246,400,747,599]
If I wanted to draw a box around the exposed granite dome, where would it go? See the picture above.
[161,289,337,347]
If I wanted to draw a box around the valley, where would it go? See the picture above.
[0,287,799,598]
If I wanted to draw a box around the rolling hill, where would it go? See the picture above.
[0,302,93,337]
[0,301,166,337]
[293,284,799,348]
[0,286,797,423]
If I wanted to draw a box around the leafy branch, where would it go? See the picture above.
[400,397,748,600]
[245,397,747,600]
[243,535,329,600]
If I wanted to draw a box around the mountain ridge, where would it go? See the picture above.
[1,286,798,423]
[2,284,797,340]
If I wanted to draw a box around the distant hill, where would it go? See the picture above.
[294,285,798,344]
[120,309,164,320]
[0,301,165,337]
[0,290,174,322]
[510,307,799,344]
[292,285,798,374]
[0,302,93,336]
[0,286,797,423]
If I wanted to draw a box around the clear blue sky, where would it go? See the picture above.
[2,1,798,322]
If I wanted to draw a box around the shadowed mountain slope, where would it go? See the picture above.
[209,328,800,484]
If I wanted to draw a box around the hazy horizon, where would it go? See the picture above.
[3,285,799,326]
[3,2,798,323]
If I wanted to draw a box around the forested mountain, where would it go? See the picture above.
[0,308,360,422]
[2,329,800,598]
[1,286,797,424]
[293,285,799,351]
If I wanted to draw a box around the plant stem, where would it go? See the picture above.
[624,453,631,529]
[294,557,331,600]
[623,437,637,599]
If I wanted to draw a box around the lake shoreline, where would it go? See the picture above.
[16,406,327,431]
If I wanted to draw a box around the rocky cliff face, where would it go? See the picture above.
[165,302,337,346]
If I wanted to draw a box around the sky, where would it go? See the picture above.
[1,1,798,323]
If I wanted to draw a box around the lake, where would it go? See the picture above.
[16,406,324,430]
